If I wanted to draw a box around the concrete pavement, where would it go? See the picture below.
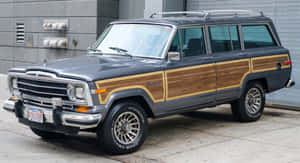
[1,102,300,163]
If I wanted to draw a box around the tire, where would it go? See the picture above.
[231,82,265,122]
[97,101,148,155]
[30,127,65,139]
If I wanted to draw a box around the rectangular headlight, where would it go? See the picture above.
[75,86,85,99]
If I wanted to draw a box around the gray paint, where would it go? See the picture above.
[0,0,119,73]
[186,0,300,107]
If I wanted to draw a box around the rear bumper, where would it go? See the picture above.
[286,80,295,88]
[3,99,102,131]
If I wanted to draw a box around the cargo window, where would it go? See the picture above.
[242,25,276,49]
[180,27,206,57]
[209,25,241,53]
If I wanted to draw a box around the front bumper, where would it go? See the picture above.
[3,99,102,131]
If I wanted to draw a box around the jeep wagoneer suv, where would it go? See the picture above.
[3,10,294,154]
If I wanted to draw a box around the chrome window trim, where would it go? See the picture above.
[8,72,94,107]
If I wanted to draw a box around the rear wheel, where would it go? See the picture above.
[231,82,265,122]
[97,101,148,155]
[30,127,65,139]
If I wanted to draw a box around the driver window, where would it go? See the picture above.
[180,27,206,57]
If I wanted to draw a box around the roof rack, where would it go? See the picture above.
[150,10,264,19]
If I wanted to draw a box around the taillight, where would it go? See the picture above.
[286,61,292,65]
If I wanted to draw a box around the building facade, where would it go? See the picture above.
[0,0,118,74]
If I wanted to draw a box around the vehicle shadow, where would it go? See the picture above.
[42,109,235,157]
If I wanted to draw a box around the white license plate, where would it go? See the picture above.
[28,109,44,123]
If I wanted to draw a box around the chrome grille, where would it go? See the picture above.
[17,77,69,101]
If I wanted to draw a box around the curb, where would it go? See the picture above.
[265,103,300,112]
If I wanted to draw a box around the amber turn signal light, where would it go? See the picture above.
[75,106,90,113]
[11,97,18,101]
[94,89,106,94]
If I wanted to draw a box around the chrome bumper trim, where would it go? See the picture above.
[286,80,295,88]
[22,104,102,129]
[61,112,102,128]
[3,100,16,112]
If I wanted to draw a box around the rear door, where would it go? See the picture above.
[208,24,251,103]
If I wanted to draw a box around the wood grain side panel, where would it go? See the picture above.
[252,54,290,73]
[95,72,165,104]
[216,60,250,90]
[166,64,216,100]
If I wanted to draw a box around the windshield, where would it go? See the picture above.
[93,24,173,58]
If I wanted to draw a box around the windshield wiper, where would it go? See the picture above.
[88,48,102,54]
[108,47,133,57]
[109,47,128,53]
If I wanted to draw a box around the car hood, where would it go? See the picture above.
[10,55,164,82]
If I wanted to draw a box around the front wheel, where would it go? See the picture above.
[97,101,148,155]
[231,82,265,122]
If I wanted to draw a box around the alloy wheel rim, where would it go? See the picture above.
[113,109,141,145]
[245,87,262,115]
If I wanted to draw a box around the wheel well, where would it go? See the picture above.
[112,96,155,118]
[246,78,269,92]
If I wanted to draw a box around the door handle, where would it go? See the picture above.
[277,63,282,70]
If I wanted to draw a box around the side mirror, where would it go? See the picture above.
[167,52,180,62]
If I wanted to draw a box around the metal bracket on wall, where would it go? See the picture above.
[43,37,68,49]
[43,19,69,31]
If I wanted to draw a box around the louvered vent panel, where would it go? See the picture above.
[16,23,25,43]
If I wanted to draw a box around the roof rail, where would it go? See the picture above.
[150,10,264,19]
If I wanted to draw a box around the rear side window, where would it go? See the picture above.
[242,25,276,49]
[180,27,206,57]
[209,25,241,53]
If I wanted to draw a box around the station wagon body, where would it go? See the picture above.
[3,10,294,154]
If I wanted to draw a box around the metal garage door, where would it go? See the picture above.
[187,0,300,107]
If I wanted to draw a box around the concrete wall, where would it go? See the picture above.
[119,0,145,19]
[0,0,118,74]
[144,0,184,18]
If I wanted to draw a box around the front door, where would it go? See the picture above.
[164,27,217,111]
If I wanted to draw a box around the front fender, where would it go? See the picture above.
[104,88,155,112]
